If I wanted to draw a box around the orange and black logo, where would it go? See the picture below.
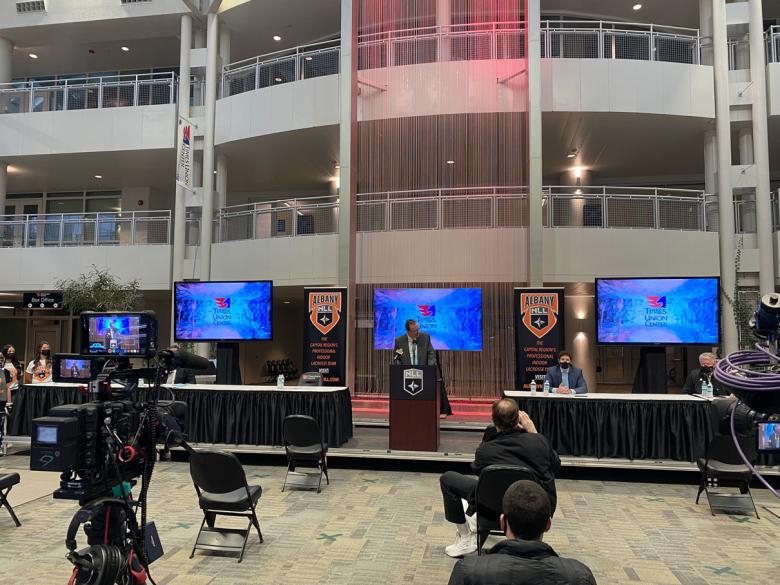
[308,292,342,335]
[520,293,559,339]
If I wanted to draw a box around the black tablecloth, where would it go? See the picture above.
[506,395,714,462]
[9,385,354,447]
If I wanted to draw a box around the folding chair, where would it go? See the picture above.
[696,434,759,518]
[282,415,329,493]
[0,472,21,527]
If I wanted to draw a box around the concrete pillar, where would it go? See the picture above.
[527,0,543,286]
[339,0,358,391]
[173,14,193,292]
[436,0,451,62]
[0,162,7,213]
[220,28,231,64]
[216,152,228,210]
[557,169,592,227]
[748,0,775,292]
[737,127,754,165]
[0,37,12,83]
[199,13,219,281]
[699,0,714,66]
[712,0,738,353]
[735,34,750,70]
[703,129,718,230]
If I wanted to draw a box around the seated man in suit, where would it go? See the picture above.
[439,399,560,558]
[165,344,197,385]
[683,352,728,396]
[393,319,435,366]
[448,480,596,585]
[544,351,587,394]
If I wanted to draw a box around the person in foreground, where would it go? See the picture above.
[440,399,560,557]
[544,351,587,394]
[448,480,597,585]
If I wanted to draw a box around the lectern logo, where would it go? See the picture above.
[309,291,342,335]
[520,293,559,339]
[403,368,424,397]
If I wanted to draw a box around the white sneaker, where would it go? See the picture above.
[466,512,477,534]
[445,531,478,558]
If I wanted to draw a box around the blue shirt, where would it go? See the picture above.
[561,369,569,389]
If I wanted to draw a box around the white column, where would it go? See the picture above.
[699,0,713,66]
[220,28,231,64]
[173,14,193,292]
[737,127,754,164]
[712,0,738,353]
[216,152,227,210]
[0,39,11,214]
[748,0,775,292]
[199,12,219,281]
[339,0,358,391]
[527,0,543,286]
[436,0,451,62]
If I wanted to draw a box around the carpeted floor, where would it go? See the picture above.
[1,452,779,584]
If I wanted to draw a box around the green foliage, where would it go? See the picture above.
[55,266,142,313]
[720,236,753,349]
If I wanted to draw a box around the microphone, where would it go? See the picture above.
[393,348,403,364]
[159,349,212,371]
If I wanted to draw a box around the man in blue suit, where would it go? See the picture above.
[544,351,587,395]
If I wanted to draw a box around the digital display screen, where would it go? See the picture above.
[36,425,58,444]
[596,277,720,345]
[373,288,482,350]
[174,281,273,341]
[758,422,780,451]
[58,358,91,379]
[86,315,146,355]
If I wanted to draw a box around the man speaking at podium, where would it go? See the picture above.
[394,319,436,367]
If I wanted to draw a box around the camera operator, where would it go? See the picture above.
[164,344,197,385]
[683,352,728,396]
[25,341,53,384]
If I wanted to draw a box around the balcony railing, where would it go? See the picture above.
[222,40,340,98]
[0,210,171,247]
[0,72,177,114]
[768,26,780,64]
[356,186,709,232]
[186,196,340,243]
[358,20,701,69]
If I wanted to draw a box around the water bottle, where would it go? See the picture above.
[276,374,285,389]
[702,379,713,399]
[543,380,550,395]
[529,379,537,394]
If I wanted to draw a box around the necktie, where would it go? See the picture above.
[412,345,417,365]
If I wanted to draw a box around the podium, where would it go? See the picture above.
[389,364,440,451]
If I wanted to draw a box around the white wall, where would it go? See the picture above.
[0,0,186,30]
[768,63,780,117]
[0,245,171,291]
[0,104,175,157]
[216,76,340,145]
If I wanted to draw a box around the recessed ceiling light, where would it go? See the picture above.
[94,174,102,179]
[29,53,38,59]
[121,46,130,52]
[633,3,642,10]
[274,77,282,82]
[273,35,282,42]
[335,163,340,169]
[567,149,578,158]
[283,301,291,304]
[446,160,455,165]
[305,56,313,61]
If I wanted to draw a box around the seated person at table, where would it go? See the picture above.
[544,351,587,394]
[440,399,560,558]
[683,352,728,396]
[165,344,197,384]
[447,480,596,585]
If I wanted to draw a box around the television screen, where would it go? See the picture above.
[52,354,102,382]
[758,422,780,451]
[373,288,482,350]
[596,277,720,345]
[80,312,157,357]
[175,281,272,341]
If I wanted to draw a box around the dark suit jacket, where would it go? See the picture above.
[544,365,588,394]
[682,368,728,397]
[393,332,436,366]
[173,368,197,384]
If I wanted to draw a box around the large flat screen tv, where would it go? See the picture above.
[174,281,272,342]
[373,288,483,350]
[595,277,720,345]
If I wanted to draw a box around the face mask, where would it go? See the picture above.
[5,352,15,360]
[41,350,50,357]
[559,362,570,370]
[700,365,712,374]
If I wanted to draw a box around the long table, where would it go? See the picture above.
[9,382,354,447]
[503,391,713,462]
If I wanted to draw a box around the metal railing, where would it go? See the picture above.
[0,210,171,247]
[768,26,780,64]
[186,196,339,243]
[358,20,701,69]
[0,72,177,114]
[356,186,709,232]
[222,40,340,98]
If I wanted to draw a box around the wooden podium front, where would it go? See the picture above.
[389,364,440,451]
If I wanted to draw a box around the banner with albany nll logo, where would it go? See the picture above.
[176,116,194,191]
[514,288,566,390]
[302,288,348,386]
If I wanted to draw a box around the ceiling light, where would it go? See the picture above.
[29,53,38,59]
[274,77,282,82]
[121,46,130,52]
[573,167,583,179]
[575,188,582,195]
[305,56,313,61]
[567,149,577,158]
[283,301,291,304]
[94,174,102,179]
[0,306,14,309]
[334,164,340,169]
[633,3,642,10]
[446,160,455,165]
[273,35,282,42]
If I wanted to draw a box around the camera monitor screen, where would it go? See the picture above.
[80,312,157,357]
[52,354,98,383]
[596,277,720,345]
[36,425,58,444]
[174,281,273,342]
[373,288,483,350]
[758,422,780,451]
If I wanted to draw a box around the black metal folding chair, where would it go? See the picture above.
[696,434,759,518]
[282,415,329,493]
[0,472,21,527]
[189,450,263,562]
[474,464,537,555]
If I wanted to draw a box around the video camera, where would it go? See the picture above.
[28,311,210,584]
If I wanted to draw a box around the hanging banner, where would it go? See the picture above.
[514,288,566,390]
[175,115,194,191]
[302,287,347,386]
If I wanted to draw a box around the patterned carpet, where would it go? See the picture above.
[1,454,779,584]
